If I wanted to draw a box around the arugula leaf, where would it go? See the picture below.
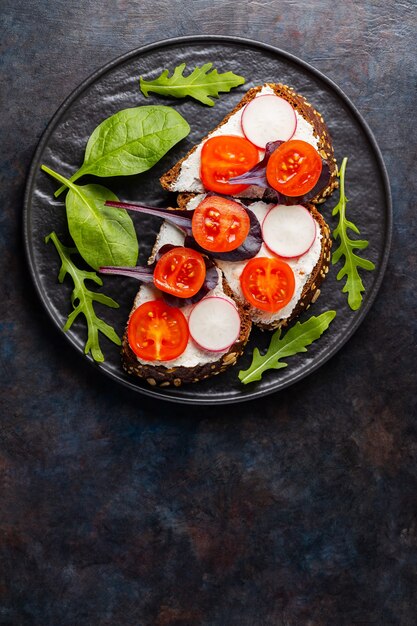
[239,311,336,384]
[332,157,375,310]
[45,232,121,362]
[54,105,190,196]
[42,165,138,271]
[140,62,245,106]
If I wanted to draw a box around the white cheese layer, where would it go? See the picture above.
[133,234,236,368]
[214,201,322,325]
[147,219,185,265]
[171,84,319,196]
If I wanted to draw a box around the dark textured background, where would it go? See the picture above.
[1,1,416,624]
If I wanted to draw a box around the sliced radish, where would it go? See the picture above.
[262,204,317,258]
[241,95,297,148]
[188,296,241,353]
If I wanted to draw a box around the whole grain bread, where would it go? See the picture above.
[175,197,332,331]
[121,277,252,387]
[160,83,338,205]
[122,196,331,386]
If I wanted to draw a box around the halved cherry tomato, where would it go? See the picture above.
[153,247,206,298]
[200,135,259,194]
[127,300,189,361]
[192,196,251,253]
[266,139,322,197]
[240,257,295,312]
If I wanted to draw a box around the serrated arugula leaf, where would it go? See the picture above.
[332,157,375,310]
[45,232,121,362]
[140,62,245,106]
[239,311,336,384]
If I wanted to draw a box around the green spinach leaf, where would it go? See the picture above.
[239,311,336,384]
[332,157,375,310]
[45,232,121,362]
[140,63,245,106]
[54,105,190,196]
[42,165,138,271]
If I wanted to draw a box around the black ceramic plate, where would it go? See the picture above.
[24,36,391,404]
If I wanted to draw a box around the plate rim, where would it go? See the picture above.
[23,35,392,405]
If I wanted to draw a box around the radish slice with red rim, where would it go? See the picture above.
[241,95,297,148]
[262,204,317,258]
[188,296,241,353]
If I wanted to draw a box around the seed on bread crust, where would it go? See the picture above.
[222,352,237,365]
[311,289,321,303]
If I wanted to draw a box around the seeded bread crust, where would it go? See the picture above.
[121,278,252,387]
[160,83,338,205]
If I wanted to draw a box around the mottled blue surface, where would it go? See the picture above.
[1,1,417,625]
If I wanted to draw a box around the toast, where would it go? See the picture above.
[176,195,332,331]
[121,262,252,388]
[123,83,335,386]
[121,197,331,385]
[160,83,338,205]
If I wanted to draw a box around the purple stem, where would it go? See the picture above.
[105,201,193,235]
[229,140,284,187]
[228,141,331,205]
[99,266,154,282]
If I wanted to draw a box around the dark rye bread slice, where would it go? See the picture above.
[150,197,332,333]
[171,194,332,331]
[249,203,332,331]
[121,278,252,388]
[160,83,338,205]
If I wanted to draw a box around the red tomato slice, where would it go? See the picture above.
[153,247,206,298]
[266,139,322,197]
[127,300,189,361]
[200,135,259,194]
[192,196,251,253]
[240,257,295,312]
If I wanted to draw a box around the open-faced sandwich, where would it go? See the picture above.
[104,83,337,386]
[120,241,253,387]
[160,83,338,204]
